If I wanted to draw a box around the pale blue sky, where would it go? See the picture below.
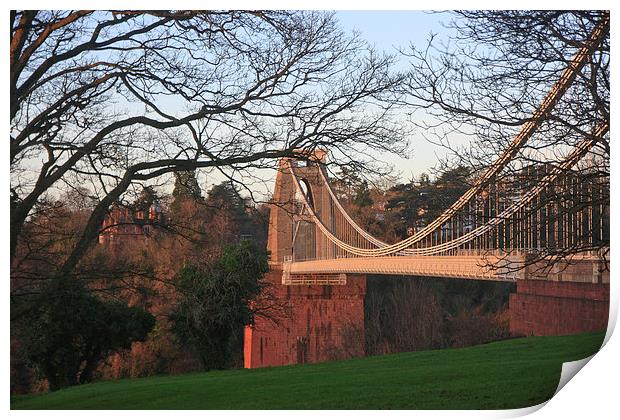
[336,10,449,58]
[205,11,457,198]
[335,11,455,182]
[19,11,458,201]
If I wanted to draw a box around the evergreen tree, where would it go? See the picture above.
[204,182,251,243]
[206,182,245,211]
[170,171,203,218]
[385,167,471,238]
[170,241,268,370]
[15,278,155,390]
[353,180,374,208]
[133,186,158,213]
[172,171,202,202]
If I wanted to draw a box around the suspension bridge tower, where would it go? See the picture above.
[244,151,367,368]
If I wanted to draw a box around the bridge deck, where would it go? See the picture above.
[285,255,524,282]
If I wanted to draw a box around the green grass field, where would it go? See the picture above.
[11,331,605,410]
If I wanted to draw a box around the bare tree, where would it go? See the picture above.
[401,11,609,269]
[10,10,406,280]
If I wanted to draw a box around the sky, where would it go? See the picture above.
[10,0,617,202]
[208,11,458,198]
[10,10,495,204]
[336,10,448,58]
[335,11,455,181]
[14,10,456,202]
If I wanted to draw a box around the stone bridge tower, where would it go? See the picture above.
[244,150,366,369]
[267,150,333,264]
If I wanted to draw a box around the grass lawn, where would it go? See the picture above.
[11,331,605,410]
